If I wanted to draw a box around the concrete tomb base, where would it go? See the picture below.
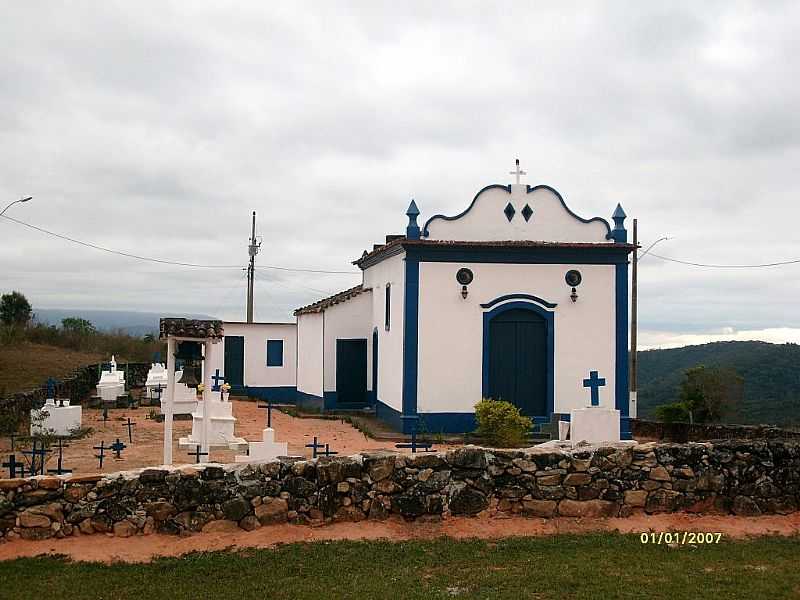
[569,407,621,445]
[179,398,246,450]
[30,399,82,437]
[235,428,288,463]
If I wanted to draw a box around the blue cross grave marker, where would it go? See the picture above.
[22,440,48,476]
[395,431,434,453]
[258,399,273,428]
[3,454,25,478]
[305,436,325,459]
[211,369,225,392]
[47,440,71,475]
[583,370,606,407]
[110,438,127,459]
[46,377,57,398]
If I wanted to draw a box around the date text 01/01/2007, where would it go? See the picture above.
[640,532,723,545]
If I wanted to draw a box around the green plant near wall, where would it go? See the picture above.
[473,398,533,447]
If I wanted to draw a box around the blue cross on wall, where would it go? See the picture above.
[583,370,606,407]
[211,369,225,392]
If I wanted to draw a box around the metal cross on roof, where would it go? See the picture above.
[125,417,136,444]
[110,438,127,459]
[509,158,527,185]
[305,436,325,459]
[94,441,106,468]
[583,370,606,407]
[188,445,208,464]
[2,454,25,478]
[395,430,434,453]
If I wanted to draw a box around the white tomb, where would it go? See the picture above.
[30,386,82,437]
[235,427,288,463]
[96,355,125,403]
[179,391,246,450]
[144,362,168,400]
[160,369,199,415]
[569,370,621,445]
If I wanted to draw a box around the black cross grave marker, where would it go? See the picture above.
[110,438,126,459]
[47,440,72,475]
[7,433,17,451]
[188,445,208,464]
[22,440,49,475]
[94,441,107,469]
[318,444,338,457]
[257,398,274,428]
[125,417,136,444]
[2,454,25,478]
[102,406,109,424]
[304,436,325,459]
[395,431,434,454]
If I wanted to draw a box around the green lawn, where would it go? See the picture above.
[2,534,799,600]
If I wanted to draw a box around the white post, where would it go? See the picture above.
[200,339,213,460]
[164,336,176,465]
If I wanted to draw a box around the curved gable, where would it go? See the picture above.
[422,183,612,243]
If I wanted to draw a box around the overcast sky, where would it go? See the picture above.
[1,2,799,348]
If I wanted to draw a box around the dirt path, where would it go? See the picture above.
[2,512,799,563]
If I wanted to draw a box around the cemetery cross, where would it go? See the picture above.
[110,438,127,459]
[47,440,72,475]
[582,370,607,407]
[211,369,225,392]
[188,445,208,464]
[305,436,325,459]
[2,454,25,478]
[94,441,107,468]
[257,398,274,428]
[125,417,136,443]
[395,431,434,453]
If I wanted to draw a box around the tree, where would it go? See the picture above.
[61,317,97,335]
[655,365,743,424]
[0,291,32,326]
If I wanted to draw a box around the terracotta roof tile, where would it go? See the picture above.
[294,285,366,316]
[159,318,224,340]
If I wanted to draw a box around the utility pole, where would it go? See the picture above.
[630,218,638,419]
[246,211,260,323]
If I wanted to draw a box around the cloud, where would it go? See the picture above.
[0,2,799,336]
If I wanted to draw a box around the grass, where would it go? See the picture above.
[1,534,799,599]
[0,342,104,395]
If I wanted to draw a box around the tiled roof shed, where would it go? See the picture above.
[159,318,224,340]
[294,285,366,316]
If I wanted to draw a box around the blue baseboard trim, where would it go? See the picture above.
[375,399,404,432]
[620,416,633,440]
[323,391,371,411]
[296,390,323,412]
[244,386,297,404]
[417,412,477,434]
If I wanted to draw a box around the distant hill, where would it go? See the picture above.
[638,341,800,427]
[33,308,217,337]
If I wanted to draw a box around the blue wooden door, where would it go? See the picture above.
[224,336,245,391]
[371,329,378,405]
[336,339,368,406]
[488,308,547,416]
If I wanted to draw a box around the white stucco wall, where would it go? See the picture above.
[416,261,617,416]
[207,322,297,388]
[297,312,324,398]
[362,252,406,412]
[424,184,611,244]
[322,290,373,393]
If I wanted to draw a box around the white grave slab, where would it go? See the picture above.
[161,370,199,415]
[569,407,621,445]
[31,398,82,437]
[145,363,168,399]
[97,355,125,402]
[235,428,288,463]
[179,395,245,450]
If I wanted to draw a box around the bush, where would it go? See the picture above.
[474,398,533,447]
[654,402,690,423]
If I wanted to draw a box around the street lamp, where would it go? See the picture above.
[0,196,32,216]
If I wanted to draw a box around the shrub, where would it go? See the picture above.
[474,398,533,447]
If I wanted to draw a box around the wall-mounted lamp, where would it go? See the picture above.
[456,268,474,299]
[565,269,582,303]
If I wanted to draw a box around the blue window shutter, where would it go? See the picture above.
[266,340,283,367]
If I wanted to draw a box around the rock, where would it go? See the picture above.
[449,487,488,515]
[563,473,592,486]
[201,466,225,480]
[334,505,365,522]
[29,502,64,522]
[536,474,562,486]
[283,477,316,498]
[90,514,112,533]
[512,458,537,473]
[145,501,177,521]
[696,472,724,492]
[336,481,351,493]
[239,515,261,531]
[558,499,618,518]
[139,469,168,485]
[78,518,95,534]
[449,447,487,470]
[522,499,557,518]
[648,466,671,481]
[368,500,389,521]
[373,480,401,494]
[732,495,762,517]
[417,469,433,482]
[571,458,592,472]
[624,490,648,508]
[174,511,213,532]
[222,497,251,522]
[64,484,88,503]
[201,520,240,534]
[641,480,661,491]
[19,511,51,528]
[393,495,426,517]
[19,527,53,541]
[113,520,137,537]
[142,516,155,535]
[364,454,396,481]
[645,489,681,514]
[255,498,288,525]
[37,478,62,490]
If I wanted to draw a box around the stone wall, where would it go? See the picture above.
[631,419,800,443]
[1,440,799,542]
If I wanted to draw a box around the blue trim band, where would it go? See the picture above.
[244,386,297,403]
[480,294,557,310]
[376,398,403,432]
[296,390,323,411]
[615,262,629,419]
[401,255,420,432]
[404,245,630,265]
[481,299,555,418]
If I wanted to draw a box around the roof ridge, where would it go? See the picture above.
[294,284,366,316]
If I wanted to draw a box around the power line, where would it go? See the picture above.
[646,252,800,269]
[0,213,359,274]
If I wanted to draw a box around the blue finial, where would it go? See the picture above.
[406,199,420,240]
[611,203,627,243]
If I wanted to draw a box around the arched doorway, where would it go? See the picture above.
[482,301,554,417]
